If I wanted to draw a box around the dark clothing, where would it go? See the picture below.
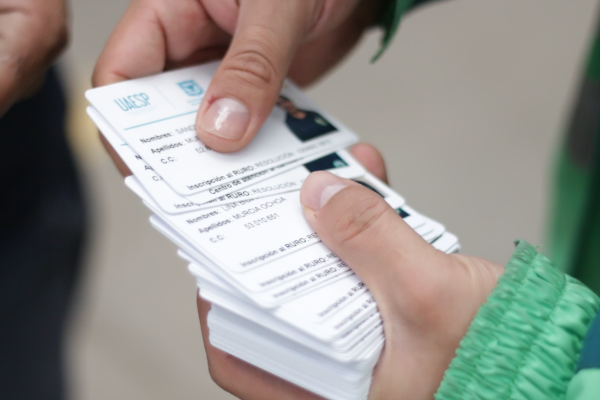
[0,68,86,400]
[578,312,600,371]
[285,111,337,142]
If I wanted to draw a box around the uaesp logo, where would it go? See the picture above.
[178,80,204,96]
[114,93,151,111]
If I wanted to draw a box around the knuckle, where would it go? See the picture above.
[53,25,70,55]
[37,8,69,62]
[0,53,20,77]
[330,190,388,245]
[44,30,69,67]
[224,27,281,89]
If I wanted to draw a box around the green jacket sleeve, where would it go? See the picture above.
[566,307,600,400]
[566,369,600,400]
[435,241,600,399]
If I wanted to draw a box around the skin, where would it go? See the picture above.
[197,144,504,400]
[0,0,68,117]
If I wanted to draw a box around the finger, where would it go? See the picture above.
[300,172,446,319]
[196,296,321,400]
[92,0,228,87]
[195,0,321,152]
[349,143,388,183]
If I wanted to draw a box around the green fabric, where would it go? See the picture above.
[374,0,440,60]
[565,369,600,400]
[547,32,600,296]
[546,150,591,275]
[373,0,414,61]
[435,241,600,400]
[586,39,600,83]
[569,126,600,295]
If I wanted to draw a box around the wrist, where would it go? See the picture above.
[369,250,502,400]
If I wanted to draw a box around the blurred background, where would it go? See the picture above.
[62,0,598,399]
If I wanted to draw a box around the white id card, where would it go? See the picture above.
[151,216,353,308]
[194,263,378,342]
[145,192,427,310]
[208,306,383,364]
[126,175,419,308]
[92,106,364,210]
[141,189,323,272]
[150,203,435,311]
[86,62,358,195]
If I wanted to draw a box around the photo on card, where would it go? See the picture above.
[276,95,337,142]
[303,153,348,172]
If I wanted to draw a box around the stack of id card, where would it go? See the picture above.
[86,62,460,400]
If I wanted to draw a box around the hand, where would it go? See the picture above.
[0,0,68,117]
[197,143,504,399]
[93,0,383,158]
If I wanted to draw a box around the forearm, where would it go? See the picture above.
[436,241,600,399]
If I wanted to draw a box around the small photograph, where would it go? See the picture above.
[276,95,338,142]
[303,153,348,172]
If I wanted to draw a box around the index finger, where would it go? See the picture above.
[92,0,228,87]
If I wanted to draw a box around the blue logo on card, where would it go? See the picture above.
[178,80,204,96]
[114,93,151,111]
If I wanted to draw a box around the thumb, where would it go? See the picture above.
[300,171,445,319]
[195,0,321,152]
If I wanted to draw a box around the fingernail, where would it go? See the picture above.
[301,171,349,211]
[199,98,249,140]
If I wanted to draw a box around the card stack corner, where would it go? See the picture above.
[86,61,460,400]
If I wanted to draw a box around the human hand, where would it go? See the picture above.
[93,0,383,159]
[0,0,68,117]
[197,143,504,399]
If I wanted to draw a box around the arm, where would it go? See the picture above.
[437,241,599,399]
